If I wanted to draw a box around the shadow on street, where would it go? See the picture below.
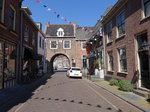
[0,73,53,112]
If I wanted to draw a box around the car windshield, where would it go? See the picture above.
[71,68,80,71]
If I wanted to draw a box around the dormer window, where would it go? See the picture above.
[57,28,65,37]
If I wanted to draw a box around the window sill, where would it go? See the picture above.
[140,16,150,24]
[106,41,113,46]
[117,71,128,77]
[107,71,114,75]
[0,22,7,29]
[107,70,114,73]
[50,48,58,49]
[63,48,71,49]
[115,34,126,42]
[10,30,18,37]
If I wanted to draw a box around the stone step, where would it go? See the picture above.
[91,75,101,81]
[133,89,149,99]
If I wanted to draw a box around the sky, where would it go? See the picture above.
[22,0,118,30]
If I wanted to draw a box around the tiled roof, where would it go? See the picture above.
[75,27,94,40]
[45,24,75,37]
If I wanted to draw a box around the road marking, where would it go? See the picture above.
[33,85,44,94]
[81,80,119,111]
[15,85,44,112]
[14,103,26,112]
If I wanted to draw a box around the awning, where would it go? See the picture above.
[24,48,40,60]
[10,48,40,60]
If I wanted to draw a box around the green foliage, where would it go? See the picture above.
[94,59,99,68]
[94,58,104,69]
[109,78,119,86]
[148,92,150,98]
[147,92,150,102]
[118,80,136,92]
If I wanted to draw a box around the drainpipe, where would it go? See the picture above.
[17,9,23,84]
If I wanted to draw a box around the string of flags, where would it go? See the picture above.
[35,0,72,24]
[35,0,95,34]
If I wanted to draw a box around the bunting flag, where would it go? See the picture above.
[34,0,95,34]
[36,0,40,3]
[35,0,73,24]
[64,19,67,21]
[43,5,47,7]
[48,8,51,11]
[57,14,60,18]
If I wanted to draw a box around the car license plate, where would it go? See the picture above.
[75,74,78,75]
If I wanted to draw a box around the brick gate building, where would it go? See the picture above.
[45,22,92,72]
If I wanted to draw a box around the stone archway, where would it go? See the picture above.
[48,53,70,73]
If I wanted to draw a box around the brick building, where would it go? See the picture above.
[19,7,40,82]
[0,0,22,89]
[102,0,150,89]
[45,22,92,72]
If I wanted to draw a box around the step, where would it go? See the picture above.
[133,89,149,99]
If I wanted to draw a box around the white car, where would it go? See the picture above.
[67,67,82,78]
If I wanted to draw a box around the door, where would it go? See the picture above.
[137,33,150,89]
[139,51,150,89]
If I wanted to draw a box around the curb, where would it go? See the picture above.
[83,77,150,112]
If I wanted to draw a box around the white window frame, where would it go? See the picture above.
[116,10,125,38]
[118,47,127,72]
[50,40,58,49]
[0,0,5,23]
[81,42,86,50]
[63,40,71,49]
[9,5,16,31]
[142,0,150,18]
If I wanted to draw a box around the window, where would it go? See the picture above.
[39,37,41,48]
[50,40,58,49]
[0,0,4,23]
[24,24,29,41]
[143,0,150,17]
[117,11,125,37]
[57,28,65,37]
[82,55,87,68]
[81,42,86,50]
[42,39,44,49]
[9,6,16,30]
[118,48,127,72]
[108,52,114,71]
[32,32,35,46]
[106,21,112,43]
[63,40,71,49]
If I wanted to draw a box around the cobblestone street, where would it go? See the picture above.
[1,72,143,112]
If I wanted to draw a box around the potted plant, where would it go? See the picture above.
[94,58,104,79]
[94,59,99,76]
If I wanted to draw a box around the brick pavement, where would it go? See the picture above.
[85,78,150,112]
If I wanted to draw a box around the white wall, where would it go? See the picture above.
[37,31,47,73]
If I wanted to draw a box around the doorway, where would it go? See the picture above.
[137,33,150,89]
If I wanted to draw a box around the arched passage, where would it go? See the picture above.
[49,53,70,73]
